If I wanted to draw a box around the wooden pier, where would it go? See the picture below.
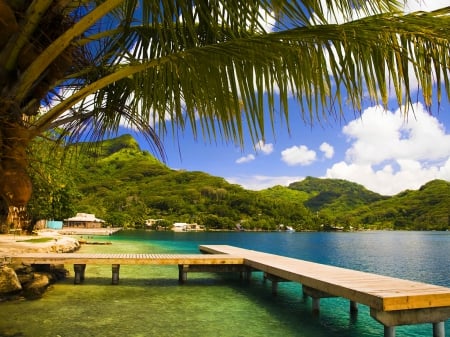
[4,245,450,337]
[3,253,245,284]
[199,245,450,337]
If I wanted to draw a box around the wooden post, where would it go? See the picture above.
[302,286,308,300]
[433,321,445,337]
[240,268,252,282]
[384,326,395,337]
[178,264,188,284]
[272,280,278,296]
[112,264,120,285]
[350,301,358,314]
[73,264,86,284]
[312,298,320,316]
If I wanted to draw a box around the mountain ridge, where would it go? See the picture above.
[52,135,450,231]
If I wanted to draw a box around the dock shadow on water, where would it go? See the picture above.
[0,231,448,337]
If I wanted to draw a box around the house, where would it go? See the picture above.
[171,222,205,232]
[172,222,188,232]
[63,213,105,228]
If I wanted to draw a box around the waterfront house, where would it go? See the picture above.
[172,222,205,232]
[63,213,105,228]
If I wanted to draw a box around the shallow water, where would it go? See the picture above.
[0,231,448,337]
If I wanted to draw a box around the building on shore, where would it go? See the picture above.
[63,213,105,229]
[172,222,205,232]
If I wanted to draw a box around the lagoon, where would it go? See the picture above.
[0,231,449,337]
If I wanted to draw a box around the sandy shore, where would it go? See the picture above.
[57,227,122,236]
[0,230,80,254]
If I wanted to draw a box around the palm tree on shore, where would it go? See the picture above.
[0,0,449,228]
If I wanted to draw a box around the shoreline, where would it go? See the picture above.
[0,230,81,254]
[57,227,122,236]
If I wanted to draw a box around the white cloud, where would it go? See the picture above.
[255,140,274,155]
[325,103,450,195]
[236,154,255,164]
[234,140,272,165]
[404,0,450,13]
[319,142,334,159]
[281,145,317,166]
[225,175,304,191]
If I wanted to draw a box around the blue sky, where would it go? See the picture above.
[125,1,450,196]
[130,99,450,196]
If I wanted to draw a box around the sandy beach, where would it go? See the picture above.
[0,230,80,254]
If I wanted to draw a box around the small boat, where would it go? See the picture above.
[285,226,295,233]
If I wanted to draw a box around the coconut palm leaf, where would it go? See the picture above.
[0,0,450,212]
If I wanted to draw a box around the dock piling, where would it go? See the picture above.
[384,326,395,337]
[112,264,120,285]
[178,264,188,284]
[73,264,86,284]
[350,301,358,314]
[433,322,445,337]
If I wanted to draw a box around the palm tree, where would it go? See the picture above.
[0,0,449,227]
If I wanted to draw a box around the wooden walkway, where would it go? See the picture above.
[4,246,450,337]
[5,252,243,266]
[4,253,245,285]
[200,245,450,337]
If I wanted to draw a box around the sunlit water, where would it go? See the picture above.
[1,231,449,337]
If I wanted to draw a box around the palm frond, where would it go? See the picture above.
[6,0,450,153]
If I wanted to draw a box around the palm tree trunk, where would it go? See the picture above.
[0,122,33,231]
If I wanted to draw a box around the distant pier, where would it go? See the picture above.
[3,245,450,337]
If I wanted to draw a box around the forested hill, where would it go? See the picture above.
[55,135,450,231]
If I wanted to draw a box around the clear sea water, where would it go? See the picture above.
[0,231,449,337]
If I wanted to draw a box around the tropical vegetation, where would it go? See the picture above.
[21,135,449,233]
[1,1,450,228]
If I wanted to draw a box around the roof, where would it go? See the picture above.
[64,213,105,223]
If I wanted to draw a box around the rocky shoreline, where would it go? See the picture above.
[0,231,81,301]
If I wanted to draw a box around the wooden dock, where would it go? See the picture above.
[199,245,450,337]
[4,246,450,337]
[4,253,245,284]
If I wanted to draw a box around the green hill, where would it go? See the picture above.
[29,134,450,231]
[289,176,387,214]
[348,180,450,230]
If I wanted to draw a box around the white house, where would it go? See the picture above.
[172,222,188,232]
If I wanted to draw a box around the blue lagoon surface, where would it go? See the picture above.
[0,231,449,337]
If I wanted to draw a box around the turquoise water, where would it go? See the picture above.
[0,231,449,337]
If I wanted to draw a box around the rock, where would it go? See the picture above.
[0,263,69,300]
[14,263,35,286]
[22,273,50,299]
[0,232,77,300]
[0,265,22,293]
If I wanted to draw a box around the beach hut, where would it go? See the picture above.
[63,213,105,229]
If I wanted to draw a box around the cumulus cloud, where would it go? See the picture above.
[235,154,255,164]
[281,145,317,166]
[319,142,334,159]
[226,175,304,191]
[255,140,274,154]
[325,103,450,195]
[404,0,450,13]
